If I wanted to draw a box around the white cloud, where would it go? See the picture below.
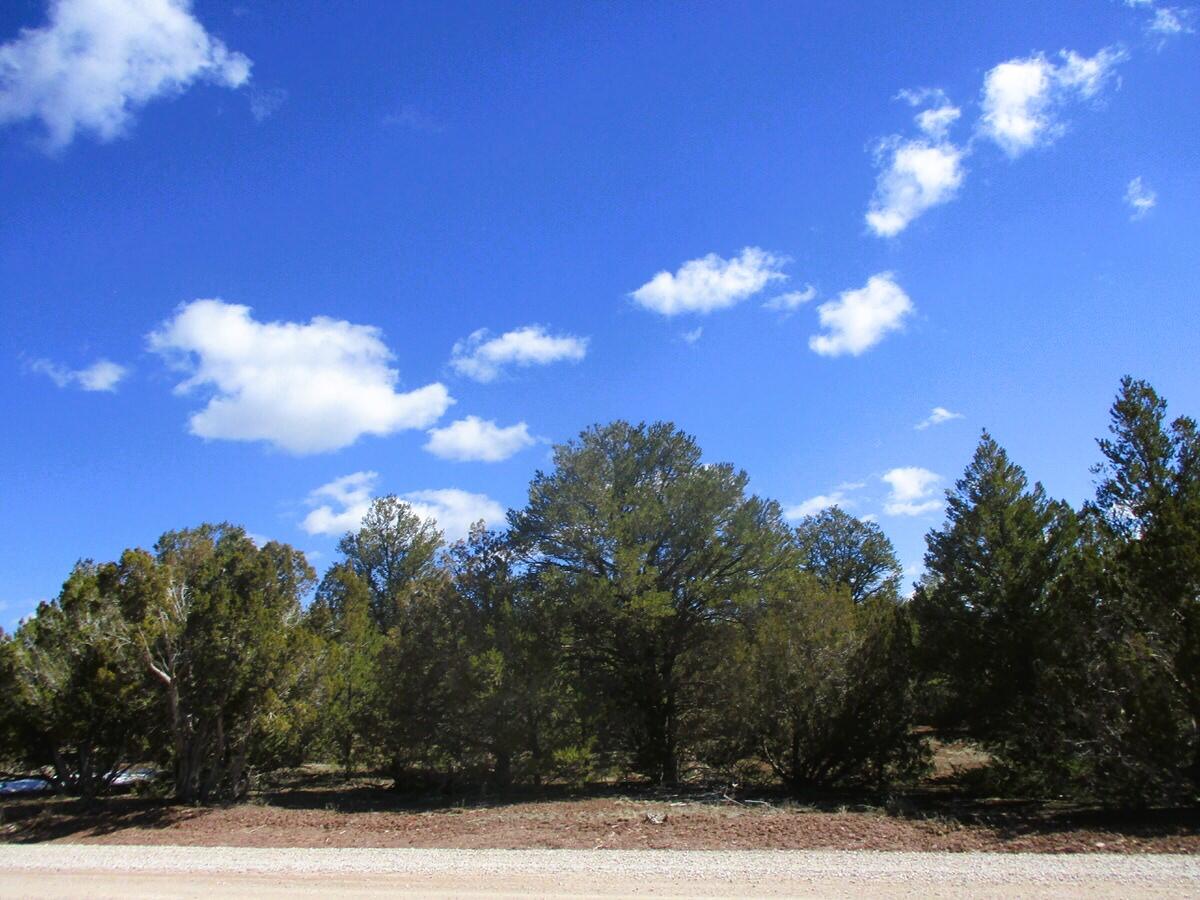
[763,285,817,313]
[302,473,503,542]
[979,47,1125,157]
[896,87,950,107]
[450,325,588,383]
[785,492,852,519]
[915,406,963,430]
[630,247,787,315]
[882,466,942,516]
[148,299,453,454]
[401,489,504,542]
[866,138,966,237]
[1125,176,1157,219]
[1148,6,1194,35]
[915,104,962,141]
[1126,1,1194,38]
[31,357,128,392]
[809,273,913,357]
[248,85,287,122]
[681,327,703,345]
[302,471,378,537]
[424,415,535,462]
[0,0,251,150]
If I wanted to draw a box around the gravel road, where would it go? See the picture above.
[2,845,1198,897]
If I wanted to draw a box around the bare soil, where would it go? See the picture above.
[3,774,1198,854]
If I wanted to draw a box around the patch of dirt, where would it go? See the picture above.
[3,781,1198,853]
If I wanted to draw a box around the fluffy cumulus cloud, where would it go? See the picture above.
[402,489,505,542]
[301,471,378,537]
[979,47,1125,157]
[866,138,966,237]
[763,285,816,313]
[31,357,128,391]
[867,46,1124,236]
[809,273,913,357]
[0,0,251,149]
[630,247,787,315]
[302,473,503,541]
[148,299,453,454]
[450,325,588,383]
[915,406,963,430]
[424,415,535,462]
[882,467,942,517]
[1125,176,1157,219]
[915,104,962,141]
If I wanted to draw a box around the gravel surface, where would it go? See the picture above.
[2,845,1199,885]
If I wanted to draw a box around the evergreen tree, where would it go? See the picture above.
[718,572,924,789]
[337,496,443,632]
[115,525,315,802]
[1055,377,1200,800]
[912,432,1077,743]
[440,525,575,787]
[510,421,795,783]
[1,563,151,799]
[795,506,902,603]
[308,563,383,776]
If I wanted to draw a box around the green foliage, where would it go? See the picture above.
[337,496,443,631]
[705,569,925,790]
[376,572,459,782]
[307,563,384,775]
[0,563,151,799]
[794,506,902,603]
[118,525,315,802]
[1034,378,1200,802]
[510,421,796,783]
[911,432,1078,739]
[438,525,576,786]
[4,379,1195,806]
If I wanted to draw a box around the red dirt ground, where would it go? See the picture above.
[4,783,1198,854]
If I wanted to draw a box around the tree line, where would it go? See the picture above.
[1,377,1196,805]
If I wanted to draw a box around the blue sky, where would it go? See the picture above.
[2,0,1198,628]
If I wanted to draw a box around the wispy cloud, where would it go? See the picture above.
[31,357,128,392]
[381,105,444,133]
[1125,176,1157,219]
[785,491,853,519]
[915,406,963,430]
[248,86,287,122]
[762,285,817,313]
[450,325,588,383]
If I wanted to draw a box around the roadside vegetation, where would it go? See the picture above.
[1,376,1197,813]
